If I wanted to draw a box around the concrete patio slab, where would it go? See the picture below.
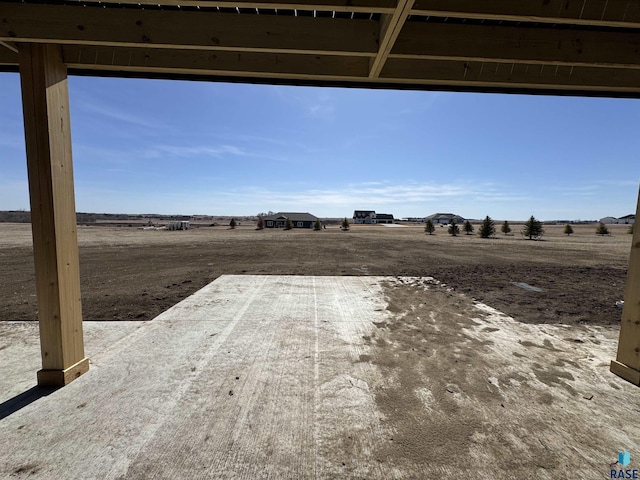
[0,275,387,479]
[1,275,639,479]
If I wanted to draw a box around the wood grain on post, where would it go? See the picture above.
[18,43,89,387]
[611,186,640,385]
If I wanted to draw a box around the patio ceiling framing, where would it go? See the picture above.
[0,0,639,387]
[1,0,640,95]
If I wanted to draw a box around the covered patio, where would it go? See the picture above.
[0,0,638,402]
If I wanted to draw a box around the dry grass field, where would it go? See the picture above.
[0,222,633,326]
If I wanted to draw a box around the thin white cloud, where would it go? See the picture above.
[217,133,289,147]
[147,144,247,158]
[391,92,445,117]
[74,142,249,165]
[550,180,638,196]
[72,92,164,130]
[308,103,335,117]
[141,142,298,164]
[73,143,142,166]
[271,86,336,118]
[210,131,326,156]
[599,179,639,188]
[179,181,529,213]
[66,179,616,220]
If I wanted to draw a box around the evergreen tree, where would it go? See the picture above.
[479,215,495,238]
[522,215,544,240]
[229,218,237,229]
[596,222,609,236]
[501,220,511,236]
[463,220,474,235]
[314,218,322,231]
[284,218,293,230]
[256,216,265,230]
[448,219,460,236]
[563,224,574,236]
[341,217,350,230]
[424,219,435,235]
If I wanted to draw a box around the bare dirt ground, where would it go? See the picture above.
[0,222,632,326]
[365,276,638,478]
[2,223,638,479]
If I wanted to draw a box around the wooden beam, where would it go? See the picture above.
[411,0,640,29]
[369,0,415,78]
[611,186,640,386]
[0,43,18,65]
[392,22,640,69]
[74,0,396,14]
[59,46,640,95]
[1,40,18,53]
[0,4,378,57]
[63,46,370,78]
[18,43,88,387]
[381,58,640,94]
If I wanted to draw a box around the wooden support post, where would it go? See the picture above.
[18,44,89,387]
[611,185,640,386]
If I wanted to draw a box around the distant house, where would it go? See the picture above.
[263,212,318,228]
[425,213,465,225]
[619,214,635,225]
[352,210,394,224]
[599,216,619,224]
[372,213,394,224]
[353,210,375,224]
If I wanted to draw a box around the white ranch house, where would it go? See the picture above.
[425,213,466,225]
[600,215,635,225]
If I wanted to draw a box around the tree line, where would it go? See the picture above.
[425,216,634,238]
[425,215,545,239]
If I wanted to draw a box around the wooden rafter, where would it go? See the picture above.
[392,22,640,69]
[0,4,379,56]
[63,46,372,79]
[53,45,640,95]
[2,0,640,95]
[0,40,18,53]
[0,42,18,66]
[73,0,396,13]
[381,58,640,93]
[411,0,640,29]
[368,0,414,78]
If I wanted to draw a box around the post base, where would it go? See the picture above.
[37,358,90,387]
[610,360,640,386]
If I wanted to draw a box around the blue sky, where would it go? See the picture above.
[1,72,639,220]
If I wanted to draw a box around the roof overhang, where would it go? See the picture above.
[2,0,640,97]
